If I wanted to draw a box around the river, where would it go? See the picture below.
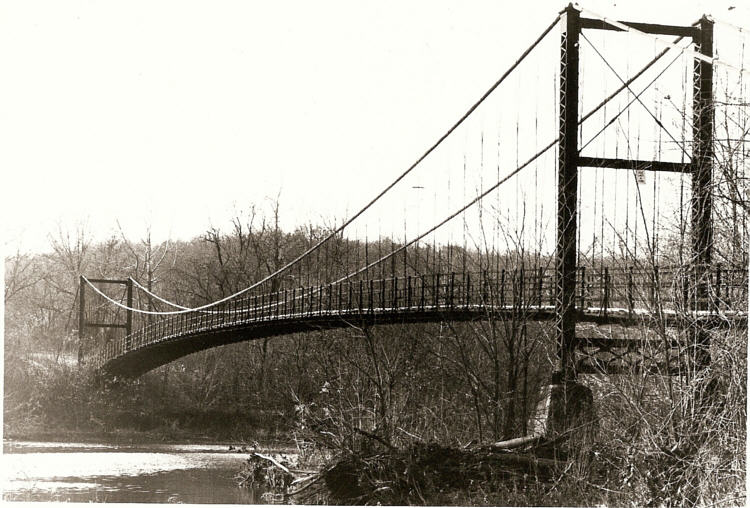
[2,440,284,503]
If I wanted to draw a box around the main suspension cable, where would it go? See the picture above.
[129,277,191,310]
[132,30,684,316]
[93,9,683,317]
[85,13,563,316]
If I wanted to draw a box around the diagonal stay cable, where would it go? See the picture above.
[577,4,750,76]
[579,40,689,153]
[581,31,693,161]
[85,12,563,316]
[579,34,687,127]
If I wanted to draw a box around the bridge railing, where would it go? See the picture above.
[93,265,747,371]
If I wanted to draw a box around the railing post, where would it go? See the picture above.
[537,267,544,308]
[310,286,315,314]
[603,267,610,317]
[627,266,634,317]
[369,279,374,313]
[519,266,525,308]
[359,280,364,312]
[649,268,655,306]
[449,272,455,308]
[681,268,689,310]
[420,275,425,309]
[434,273,440,309]
[579,266,586,310]
[348,281,353,311]
[465,273,471,308]
[291,288,296,315]
[481,269,488,304]
[381,278,385,310]
[393,277,399,309]
[407,275,412,308]
[500,269,506,307]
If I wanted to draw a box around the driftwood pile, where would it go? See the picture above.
[236,452,317,503]
[239,440,567,505]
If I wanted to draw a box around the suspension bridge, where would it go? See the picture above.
[80,6,748,390]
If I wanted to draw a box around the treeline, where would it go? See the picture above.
[4,202,556,447]
[4,180,748,504]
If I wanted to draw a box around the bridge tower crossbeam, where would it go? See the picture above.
[538,5,715,445]
[554,5,714,383]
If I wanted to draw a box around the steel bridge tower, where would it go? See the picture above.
[540,4,714,440]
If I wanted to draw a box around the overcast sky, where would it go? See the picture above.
[1,0,743,255]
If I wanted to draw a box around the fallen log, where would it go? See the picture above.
[252,452,291,474]
[491,434,542,450]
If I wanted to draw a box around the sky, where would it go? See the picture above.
[1,0,745,256]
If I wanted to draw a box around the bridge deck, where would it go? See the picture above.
[93,267,747,378]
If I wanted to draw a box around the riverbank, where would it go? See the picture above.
[4,407,298,450]
[3,427,295,448]
[4,354,297,447]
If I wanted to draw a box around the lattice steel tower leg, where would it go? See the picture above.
[555,4,580,382]
[692,17,713,277]
[691,16,714,369]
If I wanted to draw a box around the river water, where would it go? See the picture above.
[2,440,278,503]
